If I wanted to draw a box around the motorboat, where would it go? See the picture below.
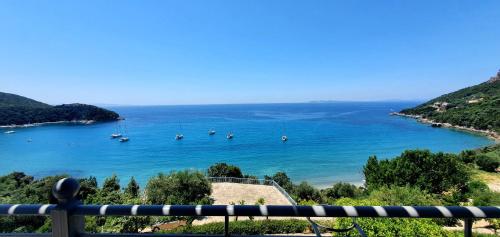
[175,134,184,140]
[119,137,130,142]
[111,133,122,138]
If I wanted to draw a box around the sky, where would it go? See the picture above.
[0,0,499,105]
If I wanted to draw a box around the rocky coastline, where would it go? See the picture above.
[391,112,499,142]
[0,120,96,128]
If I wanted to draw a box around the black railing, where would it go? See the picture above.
[1,178,499,237]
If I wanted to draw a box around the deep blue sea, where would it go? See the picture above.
[0,102,494,188]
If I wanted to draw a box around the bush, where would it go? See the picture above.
[458,150,477,164]
[334,198,455,237]
[322,182,363,200]
[162,219,309,235]
[207,163,243,178]
[368,186,441,206]
[475,155,499,172]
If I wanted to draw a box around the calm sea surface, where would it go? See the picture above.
[0,102,494,187]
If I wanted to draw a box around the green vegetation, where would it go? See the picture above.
[400,70,500,133]
[145,171,212,205]
[0,146,498,235]
[0,92,119,125]
[161,219,309,235]
[207,163,243,178]
[363,150,469,194]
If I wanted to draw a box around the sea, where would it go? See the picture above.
[0,102,494,188]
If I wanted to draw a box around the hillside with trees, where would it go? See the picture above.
[400,70,500,133]
[0,92,119,126]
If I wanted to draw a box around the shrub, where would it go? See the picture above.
[334,198,455,237]
[207,163,243,178]
[322,182,363,200]
[475,155,499,172]
[368,186,441,206]
[162,219,309,235]
[458,150,476,164]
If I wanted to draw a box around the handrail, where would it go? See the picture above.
[1,204,499,218]
[1,178,498,237]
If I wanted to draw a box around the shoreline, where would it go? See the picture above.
[391,112,499,142]
[0,120,96,128]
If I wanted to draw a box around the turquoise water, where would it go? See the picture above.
[0,102,494,187]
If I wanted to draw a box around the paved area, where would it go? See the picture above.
[211,182,293,205]
[193,182,295,225]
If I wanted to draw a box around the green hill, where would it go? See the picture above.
[0,92,51,109]
[0,92,120,126]
[400,70,500,133]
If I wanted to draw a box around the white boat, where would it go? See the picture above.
[119,137,129,142]
[111,133,122,138]
[208,130,216,135]
[281,135,288,142]
[175,134,184,140]
[226,132,234,139]
[4,130,15,134]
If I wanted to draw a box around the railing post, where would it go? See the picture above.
[51,178,84,237]
[464,218,473,237]
[224,215,230,237]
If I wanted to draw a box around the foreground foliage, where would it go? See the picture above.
[161,219,309,235]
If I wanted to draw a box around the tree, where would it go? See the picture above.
[295,181,321,202]
[78,177,98,202]
[102,174,120,193]
[265,172,294,192]
[124,177,140,198]
[145,171,212,205]
[207,163,243,178]
[363,150,469,195]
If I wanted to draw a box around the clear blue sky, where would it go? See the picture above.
[1,1,499,105]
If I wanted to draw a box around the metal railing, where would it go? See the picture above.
[1,178,499,237]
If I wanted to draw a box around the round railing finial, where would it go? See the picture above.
[52,178,80,203]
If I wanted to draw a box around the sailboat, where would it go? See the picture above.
[111,123,122,138]
[119,122,130,142]
[281,122,288,142]
[175,122,184,140]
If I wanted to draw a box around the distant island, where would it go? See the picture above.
[0,92,120,127]
[396,70,500,140]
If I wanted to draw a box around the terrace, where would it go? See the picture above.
[1,178,499,237]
